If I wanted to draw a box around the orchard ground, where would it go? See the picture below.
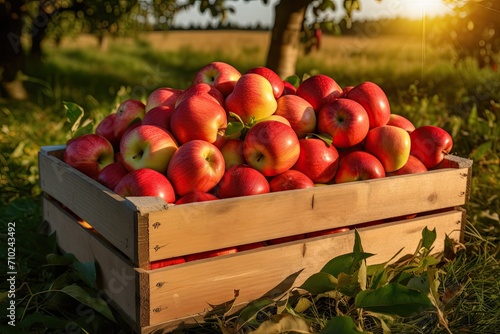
[0,30,499,333]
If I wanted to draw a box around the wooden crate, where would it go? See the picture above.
[39,146,472,333]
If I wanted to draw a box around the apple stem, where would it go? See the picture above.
[133,152,143,160]
[256,153,264,162]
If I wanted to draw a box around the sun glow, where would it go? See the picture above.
[400,0,453,19]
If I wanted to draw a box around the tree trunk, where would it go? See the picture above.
[0,0,28,99]
[265,0,312,79]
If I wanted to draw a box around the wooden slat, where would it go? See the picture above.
[146,166,469,260]
[42,196,140,329]
[39,146,139,263]
[146,209,463,326]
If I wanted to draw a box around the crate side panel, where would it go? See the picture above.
[146,210,463,325]
[39,148,137,261]
[42,196,140,327]
[147,167,469,260]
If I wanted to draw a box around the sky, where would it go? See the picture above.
[173,0,455,28]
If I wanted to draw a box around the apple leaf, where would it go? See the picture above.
[249,313,313,334]
[321,251,373,278]
[319,316,366,334]
[300,272,338,294]
[284,74,301,88]
[421,227,437,251]
[305,133,333,147]
[355,283,434,317]
[225,121,245,137]
[59,284,116,322]
[237,298,275,329]
[64,101,93,138]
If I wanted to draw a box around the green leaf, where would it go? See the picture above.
[19,313,69,330]
[225,121,245,137]
[73,261,97,289]
[471,141,492,160]
[64,101,86,137]
[353,229,364,253]
[355,283,434,317]
[237,298,275,329]
[300,272,338,294]
[421,227,436,250]
[320,315,366,334]
[46,253,77,266]
[250,313,313,334]
[337,272,361,297]
[294,297,313,313]
[321,252,374,277]
[305,133,333,146]
[284,75,300,88]
[59,284,116,322]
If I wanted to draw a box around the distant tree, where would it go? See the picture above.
[444,0,499,70]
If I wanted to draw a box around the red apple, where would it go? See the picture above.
[170,95,227,147]
[386,155,428,176]
[192,61,242,97]
[246,66,285,99]
[96,113,119,151]
[114,168,176,204]
[114,99,146,140]
[334,151,386,183]
[97,162,129,190]
[270,170,315,192]
[318,98,370,149]
[345,81,391,129]
[142,105,175,131]
[220,139,245,170]
[145,87,183,111]
[238,242,266,252]
[254,114,291,126]
[185,247,238,262]
[243,120,300,177]
[274,94,317,139]
[225,73,278,124]
[364,125,411,173]
[282,81,297,95]
[387,113,415,133]
[175,191,219,204]
[306,227,350,238]
[341,86,354,97]
[296,74,343,113]
[292,137,339,184]
[410,125,453,169]
[216,165,270,199]
[64,134,115,180]
[150,257,185,270]
[174,82,225,108]
[120,125,178,173]
[167,140,225,196]
[267,234,305,245]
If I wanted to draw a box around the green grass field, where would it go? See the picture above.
[1,31,499,333]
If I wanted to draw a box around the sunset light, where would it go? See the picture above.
[398,0,453,19]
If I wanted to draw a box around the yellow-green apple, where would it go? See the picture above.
[387,113,415,132]
[174,82,225,108]
[192,61,242,97]
[216,165,270,199]
[364,125,411,173]
[282,81,297,95]
[120,125,178,173]
[292,137,339,183]
[142,105,174,132]
[175,191,219,204]
[246,66,285,99]
[410,125,453,169]
[334,151,386,183]
[114,168,176,204]
[64,134,114,180]
[114,99,146,140]
[96,113,119,151]
[167,140,225,196]
[306,227,350,238]
[296,74,343,114]
[170,95,227,147]
[145,87,183,111]
[150,257,185,270]
[269,170,315,192]
[185,247,238,262]
[386,155,428,176]
[274,94,317,138]
[220,139,245,170]
[225,73,277,124]
[243,120,300,177]
[254,114,291,126]
[97,162,129,190]
[345,81,391,129]
[317,98,370,148]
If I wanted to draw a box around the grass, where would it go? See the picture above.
[1,30,499,333]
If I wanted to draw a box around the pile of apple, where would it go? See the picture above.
[64,60,454,206]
